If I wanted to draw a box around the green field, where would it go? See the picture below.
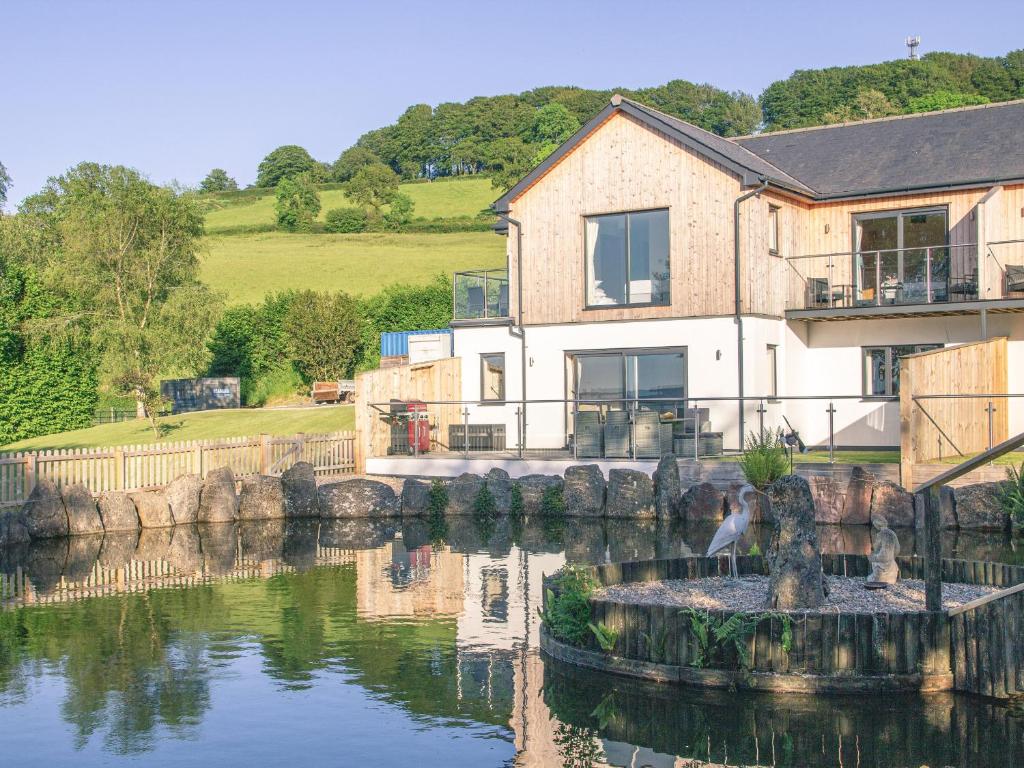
[203,230,504,305]
[2,406,355,451]
[203,176,497,233]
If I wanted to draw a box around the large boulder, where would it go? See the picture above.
[765,475,826,611]
[238,475,285,520]
[166,474,202,524]
[842,466,875,525]
[806,475,844,525]
[319,518,397,549]
[98,492,139,532]
[281,462,319,518]
[677,482,725,522]
[516,475,563,514]
[652,456,680,520]
[0,510,31,548]
[98,531,139,569]
[606,469,655,519]
[401,478,434,516]
[913,486,958,530]
[485,468,512,514]
[726,483,772,523]
[198,467,238,523]
[20,479,68,539]
[130,490,174,528]
[200,523,238,575]
[447,473,485,515]
[564,465,606,517]
[318,479,401,518]
[870,480,915,528]
[65,534,104,582]
[166,525,203,574]
[134,527,173,561]
[239,519,285,561]
[62,483,104,536]
[953,482,1010,531]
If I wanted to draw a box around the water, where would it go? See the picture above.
[0,517,1022,767]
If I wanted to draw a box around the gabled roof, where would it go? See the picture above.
[493,95,1024,213]
[493,95,813,212]
[735,99,1024,199]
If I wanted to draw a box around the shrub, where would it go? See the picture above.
[324,207,368,233]
[999,464,1024,526]
[537,565,596,646]
[382,193,415,230]
[738,428,788,489]
[274,173,321,231]
[508,483,524,519]
[427,479,449,545]
[540,484,566,517]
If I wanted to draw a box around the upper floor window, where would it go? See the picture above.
[863,344,942,396]
[585,209,669,307]
[768,205,780,255]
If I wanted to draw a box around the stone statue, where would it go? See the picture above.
[867,515,900,586]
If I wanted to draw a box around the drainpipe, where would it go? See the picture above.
[733,178,769,448]
[496,212,527,456]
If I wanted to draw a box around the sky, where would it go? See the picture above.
[2,0,1023,209]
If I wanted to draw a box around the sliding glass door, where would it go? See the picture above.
[572,349,686,414]
[854,208,947,304]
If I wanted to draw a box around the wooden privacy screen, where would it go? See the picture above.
[900,337,1008,486]
[354,357,461,471]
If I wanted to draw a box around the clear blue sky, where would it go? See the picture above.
[2,0,1022,209]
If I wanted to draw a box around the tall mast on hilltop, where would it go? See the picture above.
[906,35,921,60]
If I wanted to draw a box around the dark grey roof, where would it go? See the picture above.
[735,100,1024,199]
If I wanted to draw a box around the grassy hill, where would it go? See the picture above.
[203,230,503,305]
[203,176,496,233]
[2,405,355,451]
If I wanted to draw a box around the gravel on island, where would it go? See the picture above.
[594,575,999,614]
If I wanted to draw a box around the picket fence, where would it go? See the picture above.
[0,431,356,508]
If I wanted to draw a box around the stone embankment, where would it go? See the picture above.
[0,459,1017,546]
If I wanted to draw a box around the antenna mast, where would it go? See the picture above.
[906,35,921,60]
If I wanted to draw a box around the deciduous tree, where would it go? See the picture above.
[256,145,317,187]
[344,164,399,219]
[274,173,321,231]
[199,168,238,192]
[283,290,363,381]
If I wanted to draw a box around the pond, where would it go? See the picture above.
[0,517,1022,767]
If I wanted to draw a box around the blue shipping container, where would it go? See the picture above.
[380,328,452,357]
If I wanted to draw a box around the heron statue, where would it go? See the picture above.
[705,484,755,578]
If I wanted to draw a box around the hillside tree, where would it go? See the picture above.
[274,173,321,231]
[19,162,222,433]
[0,161,10,207]
[283,290,363,381]
[332,146,382,182]
[199,168,238,192]
[256,145,317,187]
[344,163,400,219]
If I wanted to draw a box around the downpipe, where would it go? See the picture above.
[733,179,769,448]
[496,212,527,457]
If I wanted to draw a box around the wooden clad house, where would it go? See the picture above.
[362,95,1024,475]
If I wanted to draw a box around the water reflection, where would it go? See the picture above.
[0,519,1021,766]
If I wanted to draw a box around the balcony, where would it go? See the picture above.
[453,268,509,322]
[786,240,1024,319]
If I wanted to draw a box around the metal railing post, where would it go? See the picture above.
[875,253,882,306]
[572,399,579,461]
[827,253,834,308]
[757,399,766,437]
[463,408,470,458]
[483,271,489,319]
[925,247,933,305]
[987,400,995,461]
[693,399,700,460]
[516,405,524,459]
[827,401,836,463]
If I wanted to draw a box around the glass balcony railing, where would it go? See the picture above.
[453,268,509,320]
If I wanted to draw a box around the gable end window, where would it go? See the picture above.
[768,205,780,256]
[863,344,942,396]
[585,209,670,307]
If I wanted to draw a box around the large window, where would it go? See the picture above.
[863,345,942,396]
[585,209,670,307]
[480,353,505,402]
[854,208,948,304]
[573,348,686,413]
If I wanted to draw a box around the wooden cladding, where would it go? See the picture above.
[899,338,1008,483]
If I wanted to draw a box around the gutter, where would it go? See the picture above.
[733,178,769,447]
[495,211,527,457]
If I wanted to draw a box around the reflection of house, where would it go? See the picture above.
[354,541,465,618]
[362,98,1024,476]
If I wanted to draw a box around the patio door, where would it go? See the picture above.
[854,208,947,304]
[571,349,687,414]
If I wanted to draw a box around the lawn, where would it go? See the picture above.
[202,176,497,233]
[1,406,354,451]
[202,230,505,305]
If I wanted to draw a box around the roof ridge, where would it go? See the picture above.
[733,97,1024,140]
[618,96,814,191]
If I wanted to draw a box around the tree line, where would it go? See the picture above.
[0,163,453,444]
[195,49,1024,197]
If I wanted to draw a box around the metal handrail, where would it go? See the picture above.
[915,430,1024,494]
[787,241,982,261]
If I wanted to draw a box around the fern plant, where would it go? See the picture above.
[588,621,619,653]
[508,482,525,519]
[681,608,792,670]
[999,463,1024,526]
[540,484,566,517]
[427,478,449,545]
[537,565,596,646]
[640,626,668,662]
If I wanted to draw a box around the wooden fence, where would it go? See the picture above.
[0,431,356,508]
[948,574,1024,699]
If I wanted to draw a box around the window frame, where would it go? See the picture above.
[567,346,688,410]
[583,207,671,310]
[766,344,779,400]
[861,344,942,397]
[479,352,506,404]
[768,205,780,256]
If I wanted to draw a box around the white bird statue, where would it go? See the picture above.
[705,484,755,578]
